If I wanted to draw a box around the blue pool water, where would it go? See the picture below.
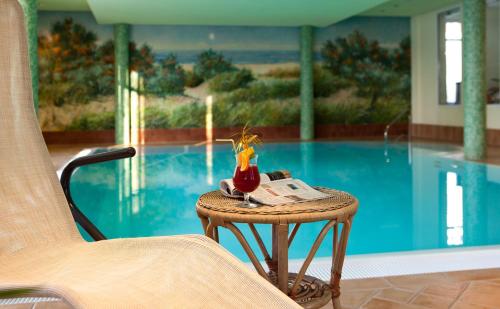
[71,141,500,261]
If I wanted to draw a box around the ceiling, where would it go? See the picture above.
[362,0,461,16]
[38,0,465,26]
[84,0,389,27]
[39,0,395,26]
[38,0,89,11]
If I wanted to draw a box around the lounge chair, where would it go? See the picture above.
[0,0,299,307]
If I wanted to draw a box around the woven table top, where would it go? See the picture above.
[196,187,358,224]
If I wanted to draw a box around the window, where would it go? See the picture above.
[487,0,500,104]
[438,8,462,105]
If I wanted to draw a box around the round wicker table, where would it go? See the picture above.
[196,188,358,309]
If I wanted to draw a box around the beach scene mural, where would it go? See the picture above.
[37,13,410,132]
[131,25,301,129]
[132,17,410,130]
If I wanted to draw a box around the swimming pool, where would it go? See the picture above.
[70,141,500,262]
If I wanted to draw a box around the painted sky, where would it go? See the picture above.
[132,16,409,52]
[38,12,409,52]
[132,25,300,52]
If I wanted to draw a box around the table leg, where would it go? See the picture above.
[206,221,218,241]
[331,218,352,309]
[213,226,219,243]
[271,224,279,273]
[277,223,289,294]
[198,214,210,236]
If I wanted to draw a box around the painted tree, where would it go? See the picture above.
[38,18,99,106]
[321,31,399,110]
[193,49,235,80]
[47,18,97,79]
[129,42,156,80]
[145,54,185,96]
[392,36,411,102]
[159,54,185,94]
[95,40,115,96]
[393,36,410,73]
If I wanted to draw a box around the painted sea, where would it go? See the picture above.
[155,50,323,64]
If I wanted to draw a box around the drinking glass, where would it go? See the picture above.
[232,154,261,208]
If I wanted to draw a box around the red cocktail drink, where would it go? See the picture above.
[233,165,260,193]
[232,153,260,208]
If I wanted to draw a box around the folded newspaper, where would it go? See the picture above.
[220,170,331,206]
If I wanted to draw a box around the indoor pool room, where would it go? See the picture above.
[1,0,500,308]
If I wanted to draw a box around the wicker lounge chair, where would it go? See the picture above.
[0,1,299,307]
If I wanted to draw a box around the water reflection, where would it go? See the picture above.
[300,142,314,181]
[446,172,463,246]
[411,145,497,251]
[205,95,214,185]
[463,163,488,245]
[206,143,213,185]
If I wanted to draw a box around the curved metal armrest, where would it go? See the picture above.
[60,147,136,241]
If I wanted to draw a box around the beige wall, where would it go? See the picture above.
[411,5,500,129]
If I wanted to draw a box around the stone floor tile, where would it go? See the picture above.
[451,301,496,309]
[376,288,415,303]
[485,278,500,285]
[386,273,449,291]
[340,289,380,308]
[341,278,390,291]
[362,298,423,309]
[319,300,354,309]
[410,293,454,309]
[421,281,469,299]
[445,268,500,283]
[458,281,500,308]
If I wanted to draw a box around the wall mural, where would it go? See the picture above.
[38,13,410,132]
[131,25,301,130]
[38,12,115,131]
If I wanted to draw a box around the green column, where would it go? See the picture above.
[114,24,130,144]
[18,0,39,114]
[300,26,314,140]
[463,0,486,160]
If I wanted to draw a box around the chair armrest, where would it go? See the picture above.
[60,147,136,241]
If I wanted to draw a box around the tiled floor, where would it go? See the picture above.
[318,268,500,309]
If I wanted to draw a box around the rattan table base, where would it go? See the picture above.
[269,272,331,309]
[196,188,358,309]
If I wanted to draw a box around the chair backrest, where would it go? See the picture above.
[0,0,82,255]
